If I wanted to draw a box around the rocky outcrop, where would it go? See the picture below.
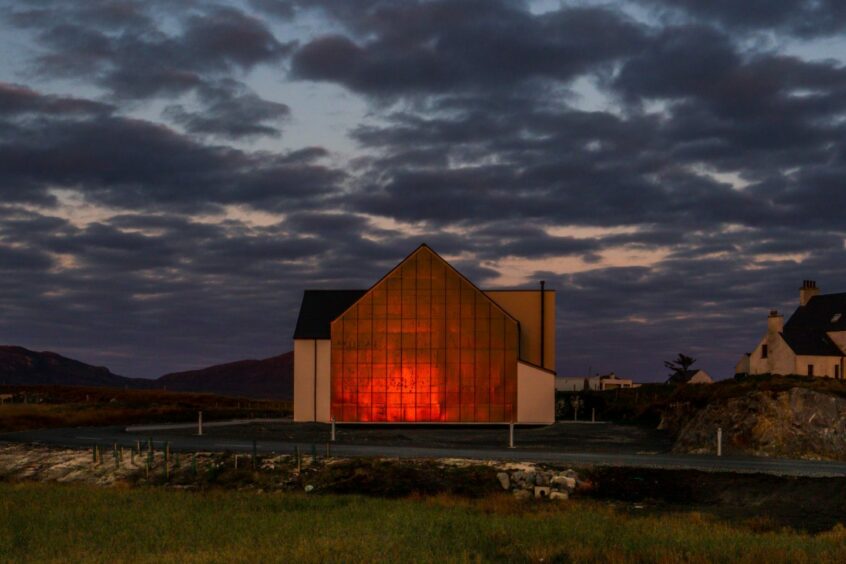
[497,468,581,499]
[671,387,846,460]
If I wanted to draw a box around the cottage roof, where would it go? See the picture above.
[782,292,846,356]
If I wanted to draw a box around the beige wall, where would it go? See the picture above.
[486,290,556,371]
[745,334,844,378]
[293,339,332,422]
[517,361,555,424]
[748,333,794,375]
[793,355,842,378]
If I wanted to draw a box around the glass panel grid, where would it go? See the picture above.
[331,249,518,422]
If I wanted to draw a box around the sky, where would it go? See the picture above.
[2,0,846,381]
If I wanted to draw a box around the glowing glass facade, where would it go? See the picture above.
[330,247,519,422]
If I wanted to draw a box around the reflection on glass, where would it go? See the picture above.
[331,248,518,422]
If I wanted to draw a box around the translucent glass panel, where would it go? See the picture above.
[331,248,518,422]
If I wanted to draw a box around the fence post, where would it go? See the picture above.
[198,411,203,436]
[508,422,515,449]
[331,417,336,442]
[717,427,723,457]
[592,408,595,423]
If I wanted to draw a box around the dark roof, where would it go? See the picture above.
[293,290,366,339]
[781,292,846,356]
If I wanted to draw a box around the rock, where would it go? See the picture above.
[304,484,314,493]
[496,472,510,490]
[550,491,568,501]
[513,489,531,500]
[551,475,576,490]
[533,486,551,499]
[671,387,846,460]
[535,472,549,486]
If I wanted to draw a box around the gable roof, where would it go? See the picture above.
[782,292,846,356]
[330,244,521,327]
[293,290,366,339]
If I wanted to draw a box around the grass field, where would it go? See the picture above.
[0,385,291,432]
[0,483,845,563]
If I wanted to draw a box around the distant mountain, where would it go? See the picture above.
[0,345,146,388]
[0,345,294,400]
[157,352,293,400]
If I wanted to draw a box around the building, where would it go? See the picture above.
[735,280,846,379]
[556,372,641,392]
[556,376,597,392]
[678,369,712,384]
[596,373,639,390]
[293,244,556,423]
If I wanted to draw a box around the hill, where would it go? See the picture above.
[156,352,293,400]
[0,346,146,388]
[0,346,293,400]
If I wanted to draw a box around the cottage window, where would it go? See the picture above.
[808,364,814,377]
[835,365,840,379]
[761,344,768,359]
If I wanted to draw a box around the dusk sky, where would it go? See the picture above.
[2,0,846,381]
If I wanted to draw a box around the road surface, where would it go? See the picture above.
[2,425,846,477]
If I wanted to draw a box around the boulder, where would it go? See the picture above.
[513,489,531,500]
[551,475,576,490]
[550,491,568,501]
[496,472,510,490]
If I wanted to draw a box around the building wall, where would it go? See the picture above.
[793,355,842,378]
[293,339,331,422]
[486,290,556,371]
[330,247,520,422]
[745,335,844,378]
[517,361,555,424]
[748,334,794,375]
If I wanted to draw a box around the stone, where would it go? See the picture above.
[513,489,531,500]
[304,484,314,493]
[535,472,550,486]
[533,486,551,499]
[551,475,576,490]
[496,472,510,490]
[550,491,568,501]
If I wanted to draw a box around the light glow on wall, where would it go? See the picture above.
[330,247,518,422]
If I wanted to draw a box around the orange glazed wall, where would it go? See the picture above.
[330,247,519,422]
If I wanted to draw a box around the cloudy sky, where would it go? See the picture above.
[2,0,846,380]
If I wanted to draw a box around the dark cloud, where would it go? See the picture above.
[163,80,290,139]
[12,4,292,98]
[291,2,647,95]
[1,0,846,382]
[636,0,846,37]
[0,84,341,211]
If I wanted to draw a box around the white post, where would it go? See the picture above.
[330,418,336,442]
[198,411,203,436]
[717,427,722,457]
[508,422,515,449]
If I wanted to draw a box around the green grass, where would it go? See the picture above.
[0,483,844,563]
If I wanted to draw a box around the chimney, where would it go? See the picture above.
[799,280,820,306]
[768,309,784,334]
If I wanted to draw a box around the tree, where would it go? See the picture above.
[664,353,696,384]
